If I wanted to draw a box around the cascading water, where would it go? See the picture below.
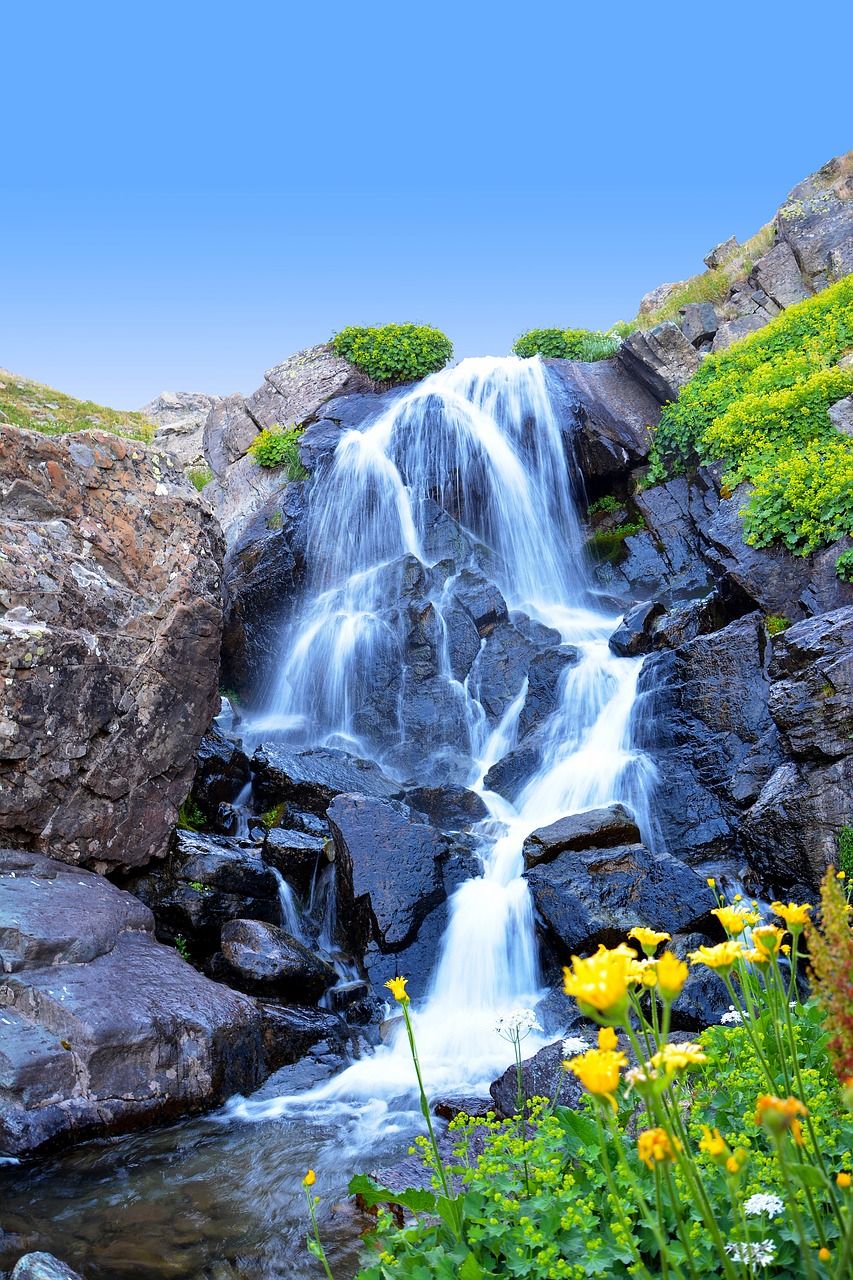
[232,356,657,1129]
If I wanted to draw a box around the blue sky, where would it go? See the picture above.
[2,0,850,409]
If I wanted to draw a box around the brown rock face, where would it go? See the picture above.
[0,427,224,871]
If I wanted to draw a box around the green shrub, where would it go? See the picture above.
[187,463,213,491]
[649,275,853,568]
[765,615,791,636]
[836,548,853,581]
[587,495,622,517]
[247,425,308,479]
[513,327,622,361]
[177,798,205,831]
[838,826,853,878]
[331,324,453,385]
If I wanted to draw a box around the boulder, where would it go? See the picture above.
[489,1040,584,1119]
[468,620,538,723]
[257,1002,348,1072]
[124,830,280,953]
[741,758,853,888]
[327,793,448,951]
[634,613,783,862]
[404,784,488,830]
[679,302,718,347]
[522,804,642,870]
[651,592,725,651]
[710,314,768,352]
[703,237,738,269]
[190,727,252,823]
[140,391,222,470]
[251,745,404,813]
[608,600,666,656]
[0,849,264,1157]
[516,646,580,739]
[617,322,700,405]
[216,919,337,1002]
[767,606,853,760]
[0,428,223,873]
[525,841,709,958]
[263,826,329,884]
[482,741,542,805]
[668,933,733,1031]
[749,242,810,310]
[829,396,853,435]
[448,569,508,637]
[11,1255,84,1280]
[777,156,853,292]
[545,358,660,481]
[639,282,684,315]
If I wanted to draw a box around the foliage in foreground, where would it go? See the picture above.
[648,275,853,565]
[247,424,308,478]
[512,327,625,362]
[331,324,453,385]
[311,873,853,1280]
[0,368,155,443]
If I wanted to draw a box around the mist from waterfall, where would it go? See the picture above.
[232,355,655,1132]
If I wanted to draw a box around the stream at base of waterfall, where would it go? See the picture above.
[0,358,658,1279]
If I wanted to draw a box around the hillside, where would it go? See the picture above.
[0,366,155,442]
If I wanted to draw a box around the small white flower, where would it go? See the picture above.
[721,1006,744,1025]
[743,1193,785,1219]
[725,1240,776,1265]
[495,1008,541,1040]
[562,1036,589,1055]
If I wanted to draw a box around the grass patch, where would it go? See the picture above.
[0,368,155,442]
[187,464,213,491]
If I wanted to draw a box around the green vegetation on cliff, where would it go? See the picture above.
[649,275,853,563]
[332,324,453,385]
[247,424,308,479]
[0,367,155,442]
[512,327,625,361]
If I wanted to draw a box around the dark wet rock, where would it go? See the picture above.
[609,601,666,656]
[263,826,329,889]
[219,480,310,699]
[651,591,726,650]
[766,605,853,760]
[124,830,279,953]
[215,919,337,1002]
[416,496,479,565]
[190,727,252,822]
[668,933,732,1031]
[534,985,589,1037]
[468,620,538,723]
[443,604,482,682]
[517,646,580,739]
[680,302,718,347]
[0,849,264,1158]
[741,757,853,888]
[523,803,642,870]
[362,902,449,1000]
[405,785,488,830]
[617,322,700,404]
[602,473,718,603]
[328,794,448,952]
[327,979,370,1014]
[252,745,404,813]
[11,1254,84,1280]
[482,740,542,804]
[545,357,660,481]
[634,612,784,861]
[434,1095,495,1121]
[256,1002,348,1072]
[490,1040,584,1119]
[0,429,223,874]
[525,841,710,958]
[449,569,508,637]
[276,804,329,837]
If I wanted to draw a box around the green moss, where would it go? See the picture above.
[765,615,791,636]
[587,519,645,562]
[177,798,205,831]
[331,323,453,385]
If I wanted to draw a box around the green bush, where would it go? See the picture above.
[836,549,853,581]
[838,825,853,877]
[331,324,453,385]
[513,327,622,362]
[765,615,791,636]
[187,464,213,491]
[247,425,308,479]
[649,275,853,566]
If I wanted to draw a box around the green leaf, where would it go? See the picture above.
[435,1193,464,1239]
[348,1172,437,1214]
[459,1253,484,1280]
[788,1162,831,1190]
[555,1106,600,1157]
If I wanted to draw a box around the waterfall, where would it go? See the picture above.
[231,355,654,1128]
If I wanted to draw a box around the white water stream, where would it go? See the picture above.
[230,356,655,1144]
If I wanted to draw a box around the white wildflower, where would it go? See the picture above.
[494,1008,541,1040]
[743,1193,785,1219]
[725,1240,777,1265]
[721,1006,744,1025]
[562,1035,589,1055]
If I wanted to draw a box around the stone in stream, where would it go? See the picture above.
[189,726,252,823]
[0,427,224,874]
[123,829,280,954]
[213,919,337,1003]
[404,784,488,830]
[256,1001,349,1071]
[251,745,404,813]
[524,840,710,958]
[263,826,329,892]
[0,849,265,1158]
[11,1255,84,1280]
[608,600,667,656]
[516,645,580,739]
[467,619,541,723]
[522,803,642,870]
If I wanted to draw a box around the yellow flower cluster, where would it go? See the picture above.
[637,1127,681,1168]
[755,1094,808,1146]
[565,1027,627,1112]
[563,942,688,1020]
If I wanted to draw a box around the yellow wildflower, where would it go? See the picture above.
[650,1041,707,1074]
[656,952,688,1001]
[755,1094,808,1145]
[384,976,409,1003]
[819,1247,831,1263]
[771,901,813,931]
[303,1169,316,1187]
[598,1026,618,1051]
[707,878,716,889]
[699,1125,728,1163]
[688,940,745,973]
[637,1127,681,1168]
[627,956,659,987]
[567,1046,628,1111]
[837,1172,852,1189]
[563,944,635,1020]
[751,924,785,960]
[628,926,671,956]
[713,906,746,935]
